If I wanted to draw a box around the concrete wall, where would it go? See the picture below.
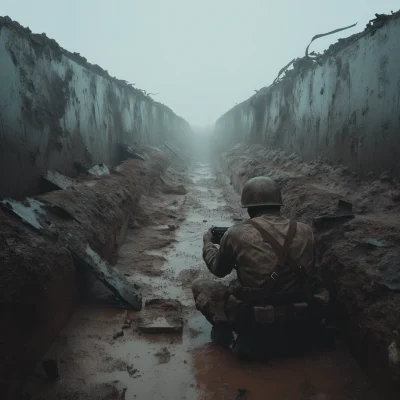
[0,16,192,198]
[214,13,400,179]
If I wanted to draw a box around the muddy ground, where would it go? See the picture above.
[0,146,169,398]
[218,143,400,397]
[22,157,383,400]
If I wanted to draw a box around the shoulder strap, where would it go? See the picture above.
[245,219,314,304]
[246,219,297,268]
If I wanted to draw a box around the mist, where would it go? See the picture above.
[2,0,399,127]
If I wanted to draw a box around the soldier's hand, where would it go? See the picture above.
[203,229,213,245]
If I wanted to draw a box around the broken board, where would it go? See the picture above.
[0,197,80,231]
[87,163,110,176]
[41,170,74,190]
[120,144,146,161]
[68,241,142,311]
[0,197,143,310]
[138,299,183,333]
[313,199,355,228]
[0,198,56,233]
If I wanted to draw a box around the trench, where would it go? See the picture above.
[22,161,380,400]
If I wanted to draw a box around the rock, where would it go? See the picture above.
[127,365,138,377]
[122,321,131,329]
[138,299,183,333]
[112,330,124,340]
[360,238,392,248]
[154,347,171,364]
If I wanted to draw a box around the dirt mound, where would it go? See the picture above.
[218,143,400,398]
[0,146,169,399]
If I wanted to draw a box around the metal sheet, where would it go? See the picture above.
[68,241,142,310]
[0,197,142,310]
[0,198,48,231]
[120,144,146,161]
[87,163,110,176]
[42,170,74,190]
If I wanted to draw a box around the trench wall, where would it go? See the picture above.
[0,147,169,399]
[0,16,192,198]
[214,13,400,179]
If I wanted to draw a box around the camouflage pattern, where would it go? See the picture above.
[240,176,283,208]
[202,214,314,289]
[192,279,231,324]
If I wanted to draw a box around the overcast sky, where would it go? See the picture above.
[2,1,399,127]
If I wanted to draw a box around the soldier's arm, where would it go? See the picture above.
[202,231,236,278]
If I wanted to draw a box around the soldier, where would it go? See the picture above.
[192,176,329,358]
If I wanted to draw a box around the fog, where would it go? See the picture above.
[2,1,399,127]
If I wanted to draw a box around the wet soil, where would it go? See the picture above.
[23,162,380,400]
[1,147,170,399]
[218,143,400,397]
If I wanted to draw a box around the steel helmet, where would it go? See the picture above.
[240,176,283,208]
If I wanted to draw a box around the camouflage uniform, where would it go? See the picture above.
[192,214,316,325]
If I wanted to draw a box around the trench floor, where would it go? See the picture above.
[24,162,379,400]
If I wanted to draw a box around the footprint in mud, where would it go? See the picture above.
[154,347,172,364]
[127,364,140,377]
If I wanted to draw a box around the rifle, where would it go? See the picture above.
[210,227,229,244]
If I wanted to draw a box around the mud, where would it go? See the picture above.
[0,146,170,399]
[21,160,381,400]
[217,143,400,397]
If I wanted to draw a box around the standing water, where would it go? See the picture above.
[24,162,378,400]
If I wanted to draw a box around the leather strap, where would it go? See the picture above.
[243,219,314,304]
[246,219,297,271]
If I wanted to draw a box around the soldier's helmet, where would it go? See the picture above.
[240,176,283,208]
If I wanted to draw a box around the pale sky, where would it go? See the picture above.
[2,1,399,126]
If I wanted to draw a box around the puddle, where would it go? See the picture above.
[193,341,378,400]
[23,162,380,400]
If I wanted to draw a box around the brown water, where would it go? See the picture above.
[23,163,379,400]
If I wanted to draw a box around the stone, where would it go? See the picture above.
[138,299,183,334]
[112,330,124,340]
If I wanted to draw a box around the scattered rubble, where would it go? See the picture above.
[69,244,142,310]
[112,330,124,340]
[122,311,132,329]
[0,146,169,399]
[120,144,146,161]
[87,163,110,176]
[126,365,139,378]
[138,299,183,333]
[41,170,75,191]
[19,158,384,400]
